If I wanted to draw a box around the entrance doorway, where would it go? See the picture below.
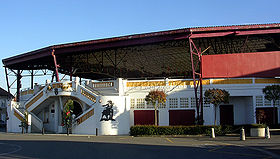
[256,107,278,125]
[134,110,158,125]
[73,101,83,117]
[220,105,234,125]
[169,110,195,126]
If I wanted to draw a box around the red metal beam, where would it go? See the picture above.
[189,37,204,124]
[51,49,60,82]
[190,29,280,38]
[189,23,280,32]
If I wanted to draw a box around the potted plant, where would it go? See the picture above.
[250,124,266,137]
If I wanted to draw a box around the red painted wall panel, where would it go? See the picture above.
[134,110,158,125]
[202,51,280,78]
[169,110,195,126]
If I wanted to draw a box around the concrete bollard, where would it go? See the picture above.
[211,128,215,138]
[240,127,245,141]
[265,126,270,139]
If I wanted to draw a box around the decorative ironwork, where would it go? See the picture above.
[81,88,96,103]
[126,81,166,87]
[76,109,94,125]
[25,91,44,109]
[92,82,114,88]
[14,110,24,122]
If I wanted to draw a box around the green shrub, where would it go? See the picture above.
[130,125,229,136]
[130,124,269,136]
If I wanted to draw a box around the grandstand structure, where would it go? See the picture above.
[2,23,280,134]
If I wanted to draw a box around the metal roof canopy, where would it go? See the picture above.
[3,23,280,125]
[2,23,280,80]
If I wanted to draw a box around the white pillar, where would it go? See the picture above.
[211,128,215,138]
[240,128,246,141]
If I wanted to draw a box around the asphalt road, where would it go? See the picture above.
[0,133,279,159]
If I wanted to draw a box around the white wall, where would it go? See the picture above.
[230,96,253,125]
[7,101,23,133]
[203,106,215,125]
[72,96,130,135]
[99,96,130,135]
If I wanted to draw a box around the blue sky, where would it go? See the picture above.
[1,0,280,93]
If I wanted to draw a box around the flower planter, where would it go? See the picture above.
[250,128,265,137]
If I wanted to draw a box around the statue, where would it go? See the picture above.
[100,100,115,121]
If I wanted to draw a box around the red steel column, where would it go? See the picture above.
[189,37,203,124]
[51,49,60,82]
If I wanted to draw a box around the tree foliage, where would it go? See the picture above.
[62,99,74,128]
[145,90,167,108]
[204,88,230,125]
[204,88,230,106]
[262,85,280,125]
[262,85,280,103]
[145,90,167,125]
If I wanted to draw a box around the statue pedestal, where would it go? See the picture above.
[100,120,118,135]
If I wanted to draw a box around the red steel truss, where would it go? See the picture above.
[189,36,204,124]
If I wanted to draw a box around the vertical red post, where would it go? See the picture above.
[199,50,203,123]
[189,37,203,124]
[51,49,60,82]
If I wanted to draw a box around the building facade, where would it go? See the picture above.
[0,87,13,128]
[3,23,280,135]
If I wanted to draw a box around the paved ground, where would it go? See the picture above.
[0,133,279,159]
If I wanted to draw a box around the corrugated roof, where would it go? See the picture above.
[2,23,280,68]
[53,23,280,49]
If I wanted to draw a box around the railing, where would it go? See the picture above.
[84,84,103,96]
[25,89,44,110]
[29,111,43,132]
[12,103,25,122]
[74,107,95,125]
[79,85,98,103]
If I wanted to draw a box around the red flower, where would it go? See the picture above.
[66,111,70,116]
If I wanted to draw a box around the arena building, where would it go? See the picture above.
[2,23,280,135]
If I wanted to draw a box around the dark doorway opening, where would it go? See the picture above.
[256,107,278,126]
[220,105,234,125]
[73,101,83,117]
[169,110,195,126]
[134,110,158,125]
